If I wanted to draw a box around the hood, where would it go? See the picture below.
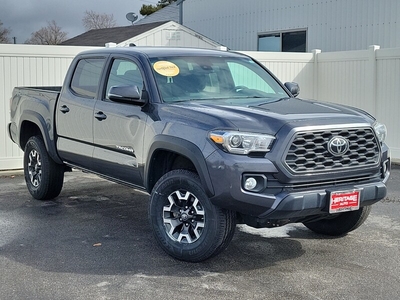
[161,97,374,134]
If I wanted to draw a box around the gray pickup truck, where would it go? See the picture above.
[8,47,390,262]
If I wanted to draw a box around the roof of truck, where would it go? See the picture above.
[77,46,245,59]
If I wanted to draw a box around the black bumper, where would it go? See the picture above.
[207,149,390,223]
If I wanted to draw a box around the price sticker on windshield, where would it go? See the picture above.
[329,190,360,213]
[153,61,180,77]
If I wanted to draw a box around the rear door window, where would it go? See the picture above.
[70,58,105,98]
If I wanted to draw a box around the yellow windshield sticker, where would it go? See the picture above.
[153,61,180,77]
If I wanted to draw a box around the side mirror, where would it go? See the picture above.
[284,82,300,97]
[108,85,145,105]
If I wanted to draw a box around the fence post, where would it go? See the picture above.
[312,49,321,100]
[367,45,380,115]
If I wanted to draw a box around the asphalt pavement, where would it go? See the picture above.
[0,166,399,300]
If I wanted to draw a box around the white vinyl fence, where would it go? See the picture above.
[0,44,399,170]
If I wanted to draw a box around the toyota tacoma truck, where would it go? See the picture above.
[8,47,390,262]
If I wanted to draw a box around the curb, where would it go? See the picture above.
[0,169,24,177]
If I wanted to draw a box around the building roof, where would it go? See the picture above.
[135,2,180,25]
[61,21,168,46]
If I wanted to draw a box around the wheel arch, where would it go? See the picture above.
[145,136,214,196]
[19,111,62,164]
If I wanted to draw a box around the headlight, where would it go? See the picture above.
[209,131,275,155]
[373,122,387,143]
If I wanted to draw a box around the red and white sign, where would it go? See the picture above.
[329,190,360,213]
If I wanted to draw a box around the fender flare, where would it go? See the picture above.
[145,135,214,196]
[19,110,63,164]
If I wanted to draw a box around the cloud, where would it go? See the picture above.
[0,0,158,43]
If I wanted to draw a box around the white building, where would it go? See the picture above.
[180,0,400,51]
[62,21,224,49]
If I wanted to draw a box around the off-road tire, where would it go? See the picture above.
[303,206,371,236]
[149,169,236,262]
[23,136,64,200]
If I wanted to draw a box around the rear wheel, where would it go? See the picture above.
[149,169,236,262]
[303,206,371,236]
[24,136,64,200]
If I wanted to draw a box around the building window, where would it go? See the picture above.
[258,30,306,52]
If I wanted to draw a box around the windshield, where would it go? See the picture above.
[150,55,289,103]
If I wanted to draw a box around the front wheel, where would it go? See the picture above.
[149,169,236,262]
[24,136,64,200]
[303,206,371,236]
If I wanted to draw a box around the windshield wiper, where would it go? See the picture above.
[255,97,289,106]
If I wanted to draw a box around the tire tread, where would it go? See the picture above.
[303,206,371,236]
[149,169,236,262]
[24,136,64,200]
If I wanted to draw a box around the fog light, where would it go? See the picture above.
[242,174,267,193]
[244,177,257,191]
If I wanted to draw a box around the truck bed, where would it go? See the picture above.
[9,86,62,155]
[11,86,61,104]
[17,86,62,92]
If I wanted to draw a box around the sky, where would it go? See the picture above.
[0,0,159,44]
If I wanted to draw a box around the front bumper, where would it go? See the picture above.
[207,148,390,224]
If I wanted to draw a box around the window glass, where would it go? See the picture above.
[227,62,275,93]
[258,34,280,52]
[258,30,307,52]
[150,56,288,103]
[282,31,306,52]
[70,58,105,98]
[105,59,144,99]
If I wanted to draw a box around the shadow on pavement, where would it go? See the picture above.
[0,172,307,276]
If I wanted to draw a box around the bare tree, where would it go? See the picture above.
[25,20,68,45]
[82,10,117,31]
[0,20,11,43]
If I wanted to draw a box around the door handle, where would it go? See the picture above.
[59,105,70,113]
[94,111,107,121]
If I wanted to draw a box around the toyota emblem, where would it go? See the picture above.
[327,136,349,156]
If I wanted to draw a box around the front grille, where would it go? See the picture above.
[284,127,380,174]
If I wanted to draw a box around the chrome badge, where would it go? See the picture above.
[327,136,349,156]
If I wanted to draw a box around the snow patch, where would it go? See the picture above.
[237,224,302,238]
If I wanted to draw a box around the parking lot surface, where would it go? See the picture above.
[1,166,399,300]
